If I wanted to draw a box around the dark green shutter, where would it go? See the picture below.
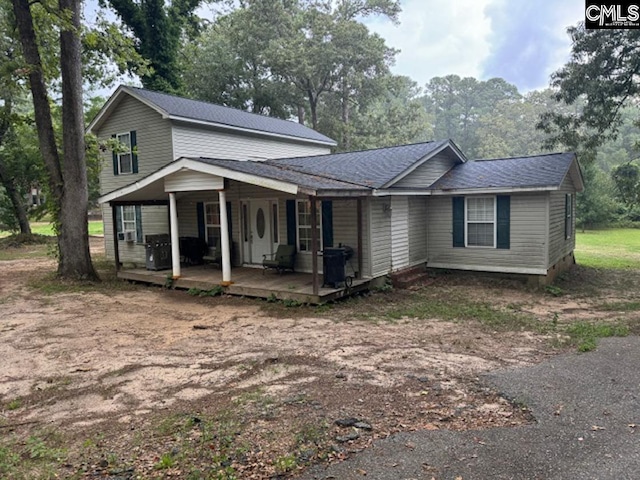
[286,199,296,246]
[197,202,205,242]
[135,205,143,243]
[130,130,138,174]
[112,134,118,175]
[115,205,123,239]
[452,197,465,247]
[321,200,333,248]
[496,195,510,249]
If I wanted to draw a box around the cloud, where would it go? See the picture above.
[366,0,494,89]
[480,0,584,91]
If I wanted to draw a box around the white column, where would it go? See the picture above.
[169,192,181,279]
[218,190,232,284]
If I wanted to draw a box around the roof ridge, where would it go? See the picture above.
[268,140,441,163]
[472,151,575,162]
[126,86,311,127]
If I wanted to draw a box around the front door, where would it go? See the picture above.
[250,200,273,264]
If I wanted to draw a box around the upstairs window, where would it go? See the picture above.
[112,130,138,175]
[117,133,132,174]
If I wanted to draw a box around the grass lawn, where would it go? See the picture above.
[0,220,103,238]
[575,228,640,269]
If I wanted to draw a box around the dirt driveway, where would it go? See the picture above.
[1,238,638,479]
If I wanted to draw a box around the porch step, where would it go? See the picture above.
[390,266,434,290]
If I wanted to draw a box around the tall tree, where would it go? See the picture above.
[538,24,640,153]
[423,75,520,156]
[0,0,31,233]
[105,0,203,93]
[12,0,97,279]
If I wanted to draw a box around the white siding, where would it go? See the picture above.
[103,204,169,264]
[391,197,409,270]
[427,194,548,273]
[408,197,428,265]
[548,175,576,267]
[392,150,461,189]
[172,123,331,161]
[97,95,173,195]
[369,198,392,277]
[164,171,223,192]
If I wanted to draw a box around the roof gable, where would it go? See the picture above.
[87,85,337,147]
[429,152,582,193]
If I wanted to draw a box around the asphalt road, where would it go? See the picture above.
[301,337,640,480]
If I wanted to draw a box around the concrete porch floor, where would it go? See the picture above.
[117,265,371,304]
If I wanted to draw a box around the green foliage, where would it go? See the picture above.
[422,75,521,157]
[564,322,629,352]
[544,285,564,297]
[187,285,224,297]
[105,0,203,92]
[154,452,176,470]
[539,26,640,153]
[274,453,297,473]
[611,162,640,210]
[577,163,622,230]
[575,229,640,269]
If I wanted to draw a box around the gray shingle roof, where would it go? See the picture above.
[127,87,336,145]
[266,140,451,189]
[192,158,369,192]
[429,152,577,191]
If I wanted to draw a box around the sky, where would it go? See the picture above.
[89,0,585,96]
[364,0,585,92]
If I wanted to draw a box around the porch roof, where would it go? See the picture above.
[98,157,370,205]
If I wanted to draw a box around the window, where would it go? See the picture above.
[297,200,321,252]
[116,132,133,174]
[204,202,221,247]
[466,196,495,247]
[565,194,573,239]
[121,205,136,234]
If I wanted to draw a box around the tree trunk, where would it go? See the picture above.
[341,78,350,151]
[308,91,318,130]
[297,104,305,125]
[13,0,97,279]
[0,160,31,234]
[58,0,97,279]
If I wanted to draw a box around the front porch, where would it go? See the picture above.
[117,266,371,304]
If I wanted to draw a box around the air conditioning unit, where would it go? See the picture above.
[124,231,136,242]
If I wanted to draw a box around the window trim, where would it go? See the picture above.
[296,199,322,253]
[116,131,133,175]
[204,201,221,247]
[465,196,497,248]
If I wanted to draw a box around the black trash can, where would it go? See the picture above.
[145,234,172,271]
[323,247,346,288]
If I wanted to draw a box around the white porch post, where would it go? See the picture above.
[218,189,232,284]
[169,192,181,279]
